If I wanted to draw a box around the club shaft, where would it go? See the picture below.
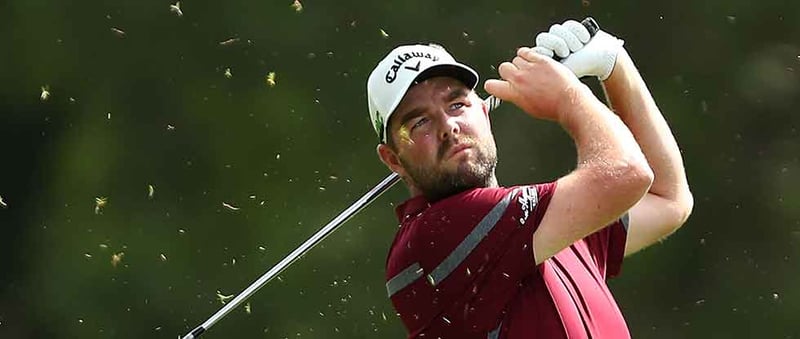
[181,96,502,338]
[182,172,401,338]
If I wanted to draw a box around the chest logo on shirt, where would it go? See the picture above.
[517,186,538,225]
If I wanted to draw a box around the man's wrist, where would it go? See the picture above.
[602,48,632,85]
[601,48,649,122]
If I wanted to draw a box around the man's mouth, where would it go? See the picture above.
[452,144,472,156]
[444,143,472,160]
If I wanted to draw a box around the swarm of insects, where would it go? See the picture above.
[169,1,183,16]
[40,86,50,101]
[291,0,303,12]
[95,197,108,214]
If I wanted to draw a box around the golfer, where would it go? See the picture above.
[366,18,693,338]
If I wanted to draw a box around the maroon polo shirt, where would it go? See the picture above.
[385,182,630,338]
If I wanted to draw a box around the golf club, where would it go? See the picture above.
[182,18,599,338]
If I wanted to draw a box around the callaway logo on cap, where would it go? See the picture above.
[367,44,479,143]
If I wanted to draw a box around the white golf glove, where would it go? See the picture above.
[532,19,624,80]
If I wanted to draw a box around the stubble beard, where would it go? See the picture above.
[401,137,498,202]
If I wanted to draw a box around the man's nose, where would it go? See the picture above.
[438,113,461,141]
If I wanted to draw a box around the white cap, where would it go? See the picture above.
[367,44,479,143]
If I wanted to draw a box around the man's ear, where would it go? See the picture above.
[377,143,407,177]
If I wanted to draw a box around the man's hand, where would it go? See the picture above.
[533,19,624,80]
[484,47,589,122]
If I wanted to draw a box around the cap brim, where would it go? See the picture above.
[413,64,478,90]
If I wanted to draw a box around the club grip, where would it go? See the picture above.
[551,17,600,62]
[581,17,600,37]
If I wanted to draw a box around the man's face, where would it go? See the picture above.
[380,76,498,202]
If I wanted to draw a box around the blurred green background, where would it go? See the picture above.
[1,0,799,337]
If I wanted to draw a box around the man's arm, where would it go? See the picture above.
[485,48,654,265]
[602,49,694,256]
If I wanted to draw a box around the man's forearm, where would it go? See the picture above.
[560,84,646,173]
[601,49,692,204]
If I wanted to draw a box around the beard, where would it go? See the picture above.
[400,136,498,202]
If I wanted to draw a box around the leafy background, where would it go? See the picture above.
[1,0,798,337]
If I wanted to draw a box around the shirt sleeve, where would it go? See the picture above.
[584,213,629,279]
[410,182,557,336]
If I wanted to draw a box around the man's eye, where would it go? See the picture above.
[411,117,428,130]
[450,102,465,110]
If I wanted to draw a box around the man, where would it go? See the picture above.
[366,19,693,338]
